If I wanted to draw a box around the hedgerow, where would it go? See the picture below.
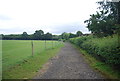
[70,35,120,66]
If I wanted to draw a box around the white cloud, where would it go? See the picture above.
[0,0,99,34]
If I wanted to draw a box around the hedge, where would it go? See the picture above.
[70,35,120,65]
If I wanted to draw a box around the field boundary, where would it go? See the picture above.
[71,43,120,79]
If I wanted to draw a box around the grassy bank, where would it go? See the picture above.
[73,45,120,79]
[2,40,64,79]
[70,35,120,79]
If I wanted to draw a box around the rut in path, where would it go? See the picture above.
[34,43,104,79]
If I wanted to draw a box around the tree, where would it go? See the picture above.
[76,31,83,37]
[44,32,52,40]
[84,0,120,37]
[62,32,70,40]
[69,33,76,38]
[52,35,59,40]
[1,34,4,40]
[33,30,44,40]
[21,32,28,40]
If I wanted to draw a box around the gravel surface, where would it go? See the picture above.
[34,42,104,79]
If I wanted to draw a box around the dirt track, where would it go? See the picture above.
[34,42,104,79]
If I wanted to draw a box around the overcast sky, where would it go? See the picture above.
[0,0,100,35]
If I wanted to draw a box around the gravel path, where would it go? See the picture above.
[34,42,104,79]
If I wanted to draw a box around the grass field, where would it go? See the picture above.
[2,40,64,79]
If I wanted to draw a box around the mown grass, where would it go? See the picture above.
[2,40,64,79]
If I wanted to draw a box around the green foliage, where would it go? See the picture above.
[70,35,120,65]
[61,32,70,40]
[33,30,44,40]
[84,1,120,37]
[76,31,83,37]
[70,35,93,47]
[72,44,120,79]
[44,32,52,40]
[21,32,28,40]
[69,33,77,38]
[2,30,60,40]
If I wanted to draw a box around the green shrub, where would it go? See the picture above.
[70,35,120,65]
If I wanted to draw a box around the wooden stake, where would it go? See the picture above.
[52,36,53,49]
[45,40,46,50]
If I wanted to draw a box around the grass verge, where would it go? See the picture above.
[72,43,120,79]
[3,43,64,79]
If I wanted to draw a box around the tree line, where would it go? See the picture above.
[1,30,83,40]
[2,30,57,40]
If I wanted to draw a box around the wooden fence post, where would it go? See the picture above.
[52,36,53,49]
[45,40,46,50]
[31,40,34,56]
